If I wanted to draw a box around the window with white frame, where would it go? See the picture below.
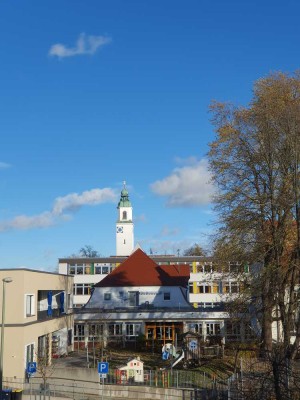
[95,265,112,274]
[224,281,239,294]
[108,323,122,336]
[25,294,35,317]
[73,284,93,295]
[25,343,34,366]
[187,323,203,335]
[74,324,85,341]
[206,322,221,336]
[199,284,211,294]
[126,323,141,339]
[68,263,86,275]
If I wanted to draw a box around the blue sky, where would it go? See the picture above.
[1,0,299,269]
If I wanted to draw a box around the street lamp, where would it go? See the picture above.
[0,277,13,398]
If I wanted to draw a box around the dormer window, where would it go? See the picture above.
[104,293,111,301]
[164,292,171,301]
[123,211,127,220]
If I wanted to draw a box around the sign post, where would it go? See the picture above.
[26,362,37,400]
[27,362,37,376]
[98,362,109,400]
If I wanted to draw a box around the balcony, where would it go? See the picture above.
[37,289,66,321]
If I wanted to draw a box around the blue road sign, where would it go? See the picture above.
[98,362,109,374]
[27,362,37,375]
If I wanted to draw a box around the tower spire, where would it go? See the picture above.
[116,181,134,256]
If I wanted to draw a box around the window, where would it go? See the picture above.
[74,324,85,341]
[223,282,239,294]
[88,324,104,339]
[104,293,111,301]
[126,324,141,338]
[68,263,87,275]
[165,326,173,339]
[206,323,221,336]
[189,283,194,293]
[122,211,127,220]
[229,262,243,273]
[164,292,171,301]
[108,324,122,336]
[95,265,112,274]
[77,266,83,274]
[25,343,34,366]
[73,284,92,295]
[196,323,203,335]
[69,265,76,275]
[231,283,239,293]
[212,282,220,294]
[128,291,139,306]
[68,329,73,346]
[187,323,203,336]
[199,285,211,294]
[25,294,35,317]
[196,265,203,273]
[204,263,212,273]
[226,322,241,340]
[38,336,47,359]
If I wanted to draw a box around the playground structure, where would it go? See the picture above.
[181,332,202,369]
[115,357,144,383]
[161,332,221,370]
[161,332,201,369]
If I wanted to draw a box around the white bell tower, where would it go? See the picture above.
[116,181,134,256]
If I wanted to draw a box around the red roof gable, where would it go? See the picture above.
[95,248,190,288]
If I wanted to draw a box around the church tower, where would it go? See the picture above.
[116,181,134,256]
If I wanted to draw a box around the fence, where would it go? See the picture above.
[3,370,233,400]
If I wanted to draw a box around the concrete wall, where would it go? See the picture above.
[29,368,188,400]
[4,314,74,379]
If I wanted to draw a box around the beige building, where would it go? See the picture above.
[0,269,74,380]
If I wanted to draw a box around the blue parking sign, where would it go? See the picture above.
[27,362,37,375]
[97,362,109,375]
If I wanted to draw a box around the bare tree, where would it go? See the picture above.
[183,243,206,256]
[209,71,300,399]
[79,245,101,258]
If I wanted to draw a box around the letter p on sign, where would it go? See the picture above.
[98,362,109,374]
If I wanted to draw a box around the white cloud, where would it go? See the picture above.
[52,188,116,215]
[0,162,11,169]
[150,158,215,207]
[0,187,117,232]
[49,33,112,58]
[0,212,56,231]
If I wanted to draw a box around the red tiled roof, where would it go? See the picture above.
[95,248,190,287]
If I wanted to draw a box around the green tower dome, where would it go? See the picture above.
[117,181,131,208]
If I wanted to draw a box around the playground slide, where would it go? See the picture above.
[171,350,184,368]
[160,349,185,370]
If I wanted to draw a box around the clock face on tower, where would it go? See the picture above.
[116,226,123,233]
